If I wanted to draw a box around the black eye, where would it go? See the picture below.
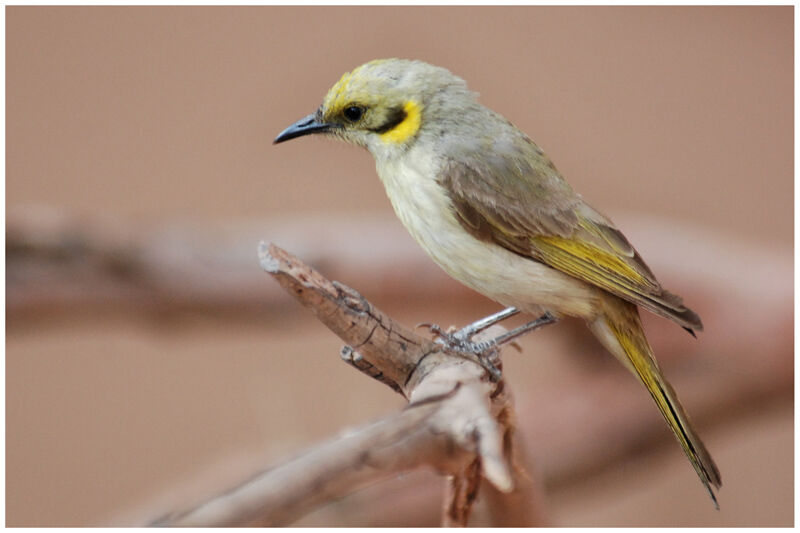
[343,105,364,122]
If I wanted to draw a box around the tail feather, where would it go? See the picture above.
[588,298,721,507]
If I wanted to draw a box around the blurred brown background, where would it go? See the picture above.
[6,6,793,526]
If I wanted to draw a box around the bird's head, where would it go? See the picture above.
[274,59,478,157]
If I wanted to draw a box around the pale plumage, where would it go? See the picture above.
[274,58,720,505]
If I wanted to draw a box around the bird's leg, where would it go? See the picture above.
[489,312,558,346]
[453,307,521,341]
[452,312,558,354]
[419,307,519,351]
[419,308,558,381]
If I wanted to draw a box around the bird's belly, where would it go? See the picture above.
[376,158,598,318]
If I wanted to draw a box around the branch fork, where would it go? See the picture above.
[153,242,544,526]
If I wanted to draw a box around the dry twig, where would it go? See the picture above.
[153,243,543,527]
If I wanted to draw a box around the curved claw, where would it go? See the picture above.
[415,322,446,340]
[508,341,523,353]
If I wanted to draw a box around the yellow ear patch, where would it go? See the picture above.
[380,100,422,144]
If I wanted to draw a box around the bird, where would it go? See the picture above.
[273,58,721,506]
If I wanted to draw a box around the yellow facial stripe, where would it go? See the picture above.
[380,100,422,144]
[323,70,354,112]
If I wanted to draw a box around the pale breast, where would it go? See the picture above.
[375,154,599,319]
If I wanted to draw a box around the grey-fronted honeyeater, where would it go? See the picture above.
[274,59,721,506]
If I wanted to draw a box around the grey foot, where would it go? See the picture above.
[418,309,559,382]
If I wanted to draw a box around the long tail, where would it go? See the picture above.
[588,296,722,507]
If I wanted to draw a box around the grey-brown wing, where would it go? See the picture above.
[438,145,702,332]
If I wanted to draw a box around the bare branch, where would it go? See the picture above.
[155,400,441,526]
[259,242,438,395]
[153,243,534,527]
[442,459,482,527]
[340,345,405,396]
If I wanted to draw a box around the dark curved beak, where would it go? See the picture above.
[273,113,338,144]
